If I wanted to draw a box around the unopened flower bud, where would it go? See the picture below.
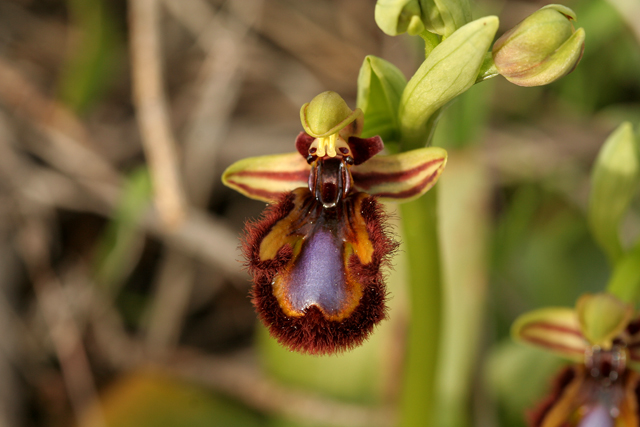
[375,0,471,37]
[375,0,424,36]
[492,4,585,87]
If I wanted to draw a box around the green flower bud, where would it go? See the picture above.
[375,0,425,36]
[375,0,471,37]
[398,16,498,149]
[418,0,471,37]
[300,91,363,138]
[492,4,585,87]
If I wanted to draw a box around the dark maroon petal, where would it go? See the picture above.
[347,135,384,165]
[625,317,640,363]
[295,132,315,158]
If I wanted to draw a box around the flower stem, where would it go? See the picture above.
[606,241,640,304]
[398,188,442,427]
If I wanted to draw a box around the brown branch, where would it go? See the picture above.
[175,0,262,206]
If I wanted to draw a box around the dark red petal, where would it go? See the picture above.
[347,136,384,165]
[295,132,315,158]
[243,190,398,355]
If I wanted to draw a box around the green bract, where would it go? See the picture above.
[300,91,363,138]
[492,4,585,87]
[357,55,407,144]
[398,16,499,149]
[588,122,640,264]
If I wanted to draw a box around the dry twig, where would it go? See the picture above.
[129,0,188,228]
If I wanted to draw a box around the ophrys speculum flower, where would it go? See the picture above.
[513,293,640,425]
[223,91,447,354]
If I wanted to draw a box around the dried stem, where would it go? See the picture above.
[129,0,187,228]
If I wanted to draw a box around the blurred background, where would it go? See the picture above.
[0,0,638,426]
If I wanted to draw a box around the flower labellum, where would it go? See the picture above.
[223,91,447,354]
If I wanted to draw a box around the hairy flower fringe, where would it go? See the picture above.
[241,191,398,355]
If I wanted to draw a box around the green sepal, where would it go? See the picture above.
[511,307,586,363]
[356,55,407,145]
[300,91,363,138]
[351,146,447,202]
[588,122,640,265]
[398,16,499,150]
[221,152,310,203]
[575,293,633,349]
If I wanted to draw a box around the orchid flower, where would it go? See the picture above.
[512,292,640,426]
[222,91,447,354]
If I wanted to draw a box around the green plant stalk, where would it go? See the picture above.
[398,188,442,427]
[435,150,490,427]
[420,30,441,57]
[606,241,640,305]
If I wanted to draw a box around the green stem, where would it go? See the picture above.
[475,52,499,83]
[398,188,442,427]
[420,30,442,57]
[400,107,444,152]
[606,241,640,304]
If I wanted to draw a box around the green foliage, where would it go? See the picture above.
[588,122,640,264]
[607,242,640,303]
